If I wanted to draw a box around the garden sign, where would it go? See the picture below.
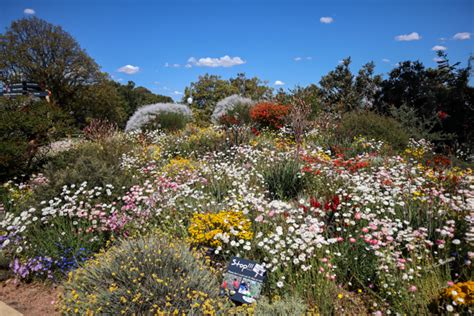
[221,256,266,304]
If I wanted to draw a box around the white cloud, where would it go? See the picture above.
[433,57,444,62]
[395,32,421,41]
[432,45,447,51]
[382,58,390,63]
[294,56,312,61]
[117,64,140,74]
[320,17,334,24]
[184,64,192,68]
[187,55,245,68]
[453,32,471,40]
[24,8,35,15]
[274,80,285,86]
[164,63,181,68]
[173,91,183,95]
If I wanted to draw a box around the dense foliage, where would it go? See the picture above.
[0,97,69,181]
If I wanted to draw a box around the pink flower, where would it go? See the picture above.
[354,212,361,220]
[255,215,264,222]
[349,237,356,243]
[409,285,417,292]
[268,210,275,217]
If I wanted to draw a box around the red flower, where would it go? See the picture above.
[250,102,290,129]
[251,127,261,136]
[437,111,448,120]
[310,197,321,209]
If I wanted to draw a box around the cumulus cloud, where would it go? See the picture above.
[294,57,302,61]
[432,45,447,51]
[173,91,183,95]
[274,80,285,86]
[117,64,140,74]
[395,32,421,41]
[24,8,35,15]
[382,58,390,63]
[187,55,245,68]
[320,17,334,24]
[453,32,471,40]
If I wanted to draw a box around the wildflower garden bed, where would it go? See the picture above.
[0,114,472,314]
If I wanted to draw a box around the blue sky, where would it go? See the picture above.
[1,0,473,100]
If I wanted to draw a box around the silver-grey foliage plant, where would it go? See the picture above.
[211,94,255,124]
[125,103,192,132]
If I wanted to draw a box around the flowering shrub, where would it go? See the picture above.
[250,102,290,129]
[61,234,230,315]
[82,119,118,141]
[187,210,253,251]
[211,94,254,124]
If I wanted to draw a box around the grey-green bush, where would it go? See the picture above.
[142,111,190,132]
[62,234,223,315]
[33,136,135,204]
[338,111,409,150]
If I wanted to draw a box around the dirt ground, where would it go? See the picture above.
[0,279,60,316]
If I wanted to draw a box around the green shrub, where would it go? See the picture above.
[262,158,307,200]
[254,296,307,316]
[61,234,225,315]
[389,104,454,143]
[32,136,134,204]
[143,111,190,132]
[0,97,71,181]
[162,125,226,158]
[338,111,409,150]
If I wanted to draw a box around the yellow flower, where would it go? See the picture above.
[187,210,253,248]
[109,283,118,293]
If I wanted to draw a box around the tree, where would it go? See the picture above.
[113,81,173,117]
[70,80,128,128]
[182,74,235,123]
[182,73,272,123]
[229,73,273,100]
[354,62,382,109]
[0,97,70,181]
[378,56,474,151]
[319,58,382,112]
[0,17,102,107]
[378,61,440,117]
[319,57,358,112]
